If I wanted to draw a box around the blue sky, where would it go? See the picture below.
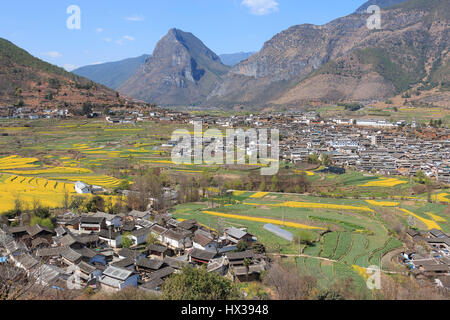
[0,0,365,70]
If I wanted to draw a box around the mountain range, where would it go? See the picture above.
[1,0,448,111]
[73,54,151,90]
[205,0,449,109]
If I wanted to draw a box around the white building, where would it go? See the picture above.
[75,181,91,194]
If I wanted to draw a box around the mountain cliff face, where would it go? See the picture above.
[206,0,449,108]
[0,38,123,111]
[73,54,151,90]
[118,28,230,106]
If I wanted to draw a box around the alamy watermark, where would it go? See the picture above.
[66,5,81,30]
[367,5,381,30]
[171,122,280,176]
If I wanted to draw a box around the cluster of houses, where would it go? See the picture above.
[0,106,69,120]
[0,210,267,295]
[276,117,449,183]
[401,228,450,290]
[155,110,449,184]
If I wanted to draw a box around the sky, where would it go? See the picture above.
[0,0,366,71]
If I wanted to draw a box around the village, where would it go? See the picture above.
[0,204,267,294]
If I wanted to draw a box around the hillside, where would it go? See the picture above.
[206,0,449,109]
[355,0,407,13]
[72,54,151,90]
[118,28,230,106]
[0,38,126,112]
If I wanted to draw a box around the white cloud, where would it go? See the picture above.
[125,14,144,22]
[116,35,135,45]
[96,28,104,33]
[103,38,112,42]
[42,51,63,58]
[242,0,279,15]
[63,64,77,71]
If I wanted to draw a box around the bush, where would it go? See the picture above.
[162,266,241,300]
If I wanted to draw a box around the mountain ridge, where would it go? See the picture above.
[0,38,129,112]
[72,54,151,90]
[118,28,230,106]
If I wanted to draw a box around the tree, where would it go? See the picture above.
[252,242,266,254]
[307,152,320,165]
[321,153,332,166]
[236,240,248,252]
[162,266,241,300]
[243,258,252,282]
[146,233,159,245]
[82,102,93,116]
[122,232,133,248]
[271,175,279,192]
[263,260,317,300]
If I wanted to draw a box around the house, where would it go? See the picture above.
[30,264,64,287]
[25,224,55,242]
[99,266,139,292]
[135,257,164,279]
[61,247,82,266]
[56,213,80,230]
[75,247,107,265]
[147,266,175,281]
[147,244,172,259]
[75,181,92,194]
[224,227,255,244]
[193,232,217,252]
[189,248,218,265]
[150,224,168,242]
[92,212,122,229]
[128,210,151,221]
[226,251,254,267]
[79,216,106,233]
[118,248,146,261]
[98,229,122,248]
[232,263,266,282]
[77,261,103,285]
[112,257,136,270]
[163,229,192,251]
[163,256,191,270]
[129,228,152,246]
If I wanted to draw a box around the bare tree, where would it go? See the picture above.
[264,259,317,300]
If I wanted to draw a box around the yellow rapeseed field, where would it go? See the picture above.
[232,191,246,196]
[365,200,399,207]
[398,208,441,230]
[202,211,325,230]
[424,212,447,223]
[293,170,315,176]
[436,193,449,203]
[0,175,75,212]
[244,201,374,213]
[3,166,93,175]
[360,178,407,187]
[52,175,123,188]
[249,192,269,198]
[0,155,40,170]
